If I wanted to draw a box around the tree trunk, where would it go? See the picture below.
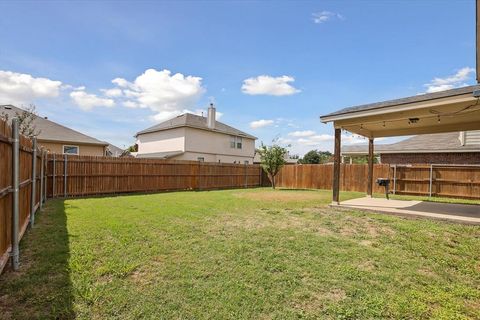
[271,174,276,189]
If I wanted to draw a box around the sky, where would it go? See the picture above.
[0,0,476,155]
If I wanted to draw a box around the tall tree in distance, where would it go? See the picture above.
[257,143,288,189]
[299,150,332,164]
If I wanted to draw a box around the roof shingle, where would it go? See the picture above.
[136,113,257,140]
[0,105,108,146]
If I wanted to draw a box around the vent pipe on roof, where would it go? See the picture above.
[207,103,216,129]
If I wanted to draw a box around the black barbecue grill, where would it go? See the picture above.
[376,178,390,199]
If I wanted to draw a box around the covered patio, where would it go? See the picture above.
[320,84,480,223]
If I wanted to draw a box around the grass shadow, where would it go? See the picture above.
[0,200,74,319]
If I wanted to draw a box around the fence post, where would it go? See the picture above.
[44,152,48,201]
[429,164,433,197]
[197,161,201,191]
[244,163,248,188]
[52,156,56,198]
[392,165,397,195]
[39,148,44,209]
[11,118,20,271]
[64,154,67,197]
[29,137,37,227]
[259,166,263,187]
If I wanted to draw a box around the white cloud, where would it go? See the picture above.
[241,75,300,96]
[279,130,372,155]
[0,70,62,104]
[112,69,206,121]
[70,90,115,111]
[312,11,344,24]
[424,67,475,93]
[250,119,275,129]
[288,130,315,137]
[101,88,123,97]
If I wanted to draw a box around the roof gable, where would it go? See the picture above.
[136,113,257,140]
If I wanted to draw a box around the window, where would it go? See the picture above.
[63,145,79,155]
[236,137,242,149]
[230,136,243,149]
[197,157,204,162]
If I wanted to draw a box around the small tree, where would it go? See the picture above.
[0,104,40,137]
[257,143,288,189]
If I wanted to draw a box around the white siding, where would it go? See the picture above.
[136,127,186,154]
[465,130,480,145]
[183,127,255,163]
[136,126,255,163]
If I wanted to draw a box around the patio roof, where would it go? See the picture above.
[320,85,480,138]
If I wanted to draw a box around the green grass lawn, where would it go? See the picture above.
[1,188,479,319]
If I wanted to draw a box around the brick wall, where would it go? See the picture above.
[380,152,480,164]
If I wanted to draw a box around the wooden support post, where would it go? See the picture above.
[332,128,341,205]
[367,138,374,197]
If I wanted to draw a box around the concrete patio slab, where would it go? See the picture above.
[335,197,480,224]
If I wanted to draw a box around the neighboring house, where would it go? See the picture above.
[106,143,125,157]
[1,105,109,156]
[342,131,480,164]
[253,151,299,164]
[135,105,257,163]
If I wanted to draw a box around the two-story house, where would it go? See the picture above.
[135,105,257,163]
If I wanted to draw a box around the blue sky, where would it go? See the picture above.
[0,0,476,155]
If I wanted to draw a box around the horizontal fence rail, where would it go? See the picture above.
[45,155,264,198]
[2,108,480,276]
[0,117,44,275]
[276,164,391,194]
[276,163,480,199]
[391,164,480,199]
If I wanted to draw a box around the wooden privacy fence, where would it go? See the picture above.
[45,155,264,198]
[1,112,479,276]
[391,164,480,199]
[276,163,480,199]
[276,164,391,194]
[0,118,45,275]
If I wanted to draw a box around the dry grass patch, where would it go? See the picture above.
[233,189,323,202]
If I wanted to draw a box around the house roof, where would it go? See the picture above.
[135,150,184,159]
[136,113,257,140]
[342,131,480,155]
[0,105,108,146]
[106,144,124,157]
[321,85,480,120]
